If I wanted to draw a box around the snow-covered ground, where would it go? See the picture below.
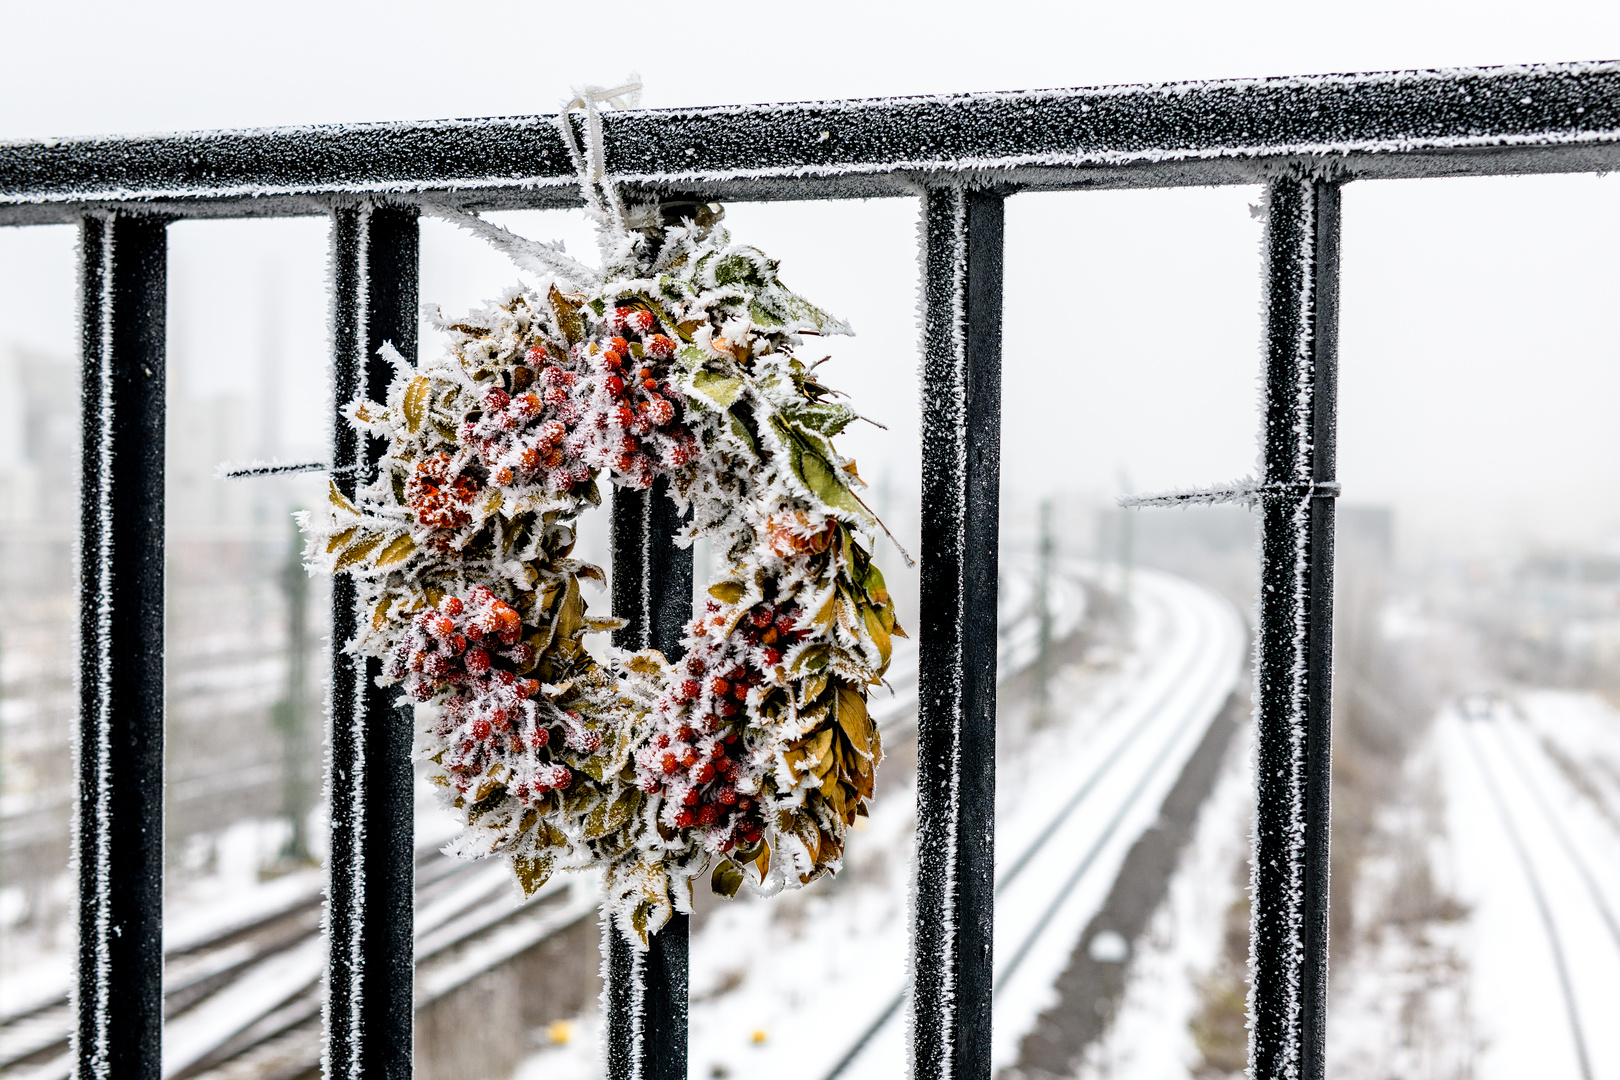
[1435,693,1620,1080]
[515,566,1244,1080]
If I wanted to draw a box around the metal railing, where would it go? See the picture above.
[4,59,1619,1080]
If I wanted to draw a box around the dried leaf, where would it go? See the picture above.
[375,532,416,569]
[402,376,431,433]
[328,481,358,515]
[549,284,584,345]
[862,604,892,667]
[334,532,386,570]
[835,683,872,757]
[512,854,553,897]
[325,526,358,555]
[708,580,747,604]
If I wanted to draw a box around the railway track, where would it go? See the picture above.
[0,838,593,1080]
[791,569,1245,1080]
[1455,699,1620,1080]
[1,556,1085,1080]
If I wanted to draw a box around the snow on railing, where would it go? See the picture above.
[1,59,1616,1080]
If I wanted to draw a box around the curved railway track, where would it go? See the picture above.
[1,556,1089,1080]
[810,569,1245,1080]
[1455,699,1620,1080]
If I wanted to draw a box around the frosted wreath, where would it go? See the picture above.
[301,181,902,943]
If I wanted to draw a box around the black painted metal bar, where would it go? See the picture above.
[914,184,1003,1080]
[4,61,1619,223]
[76,211,167,1080]
[1249,174,1340,1080]
[325,201,420,1080]
[606,478,693,1080]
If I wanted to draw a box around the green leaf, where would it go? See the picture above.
[787,400,858,439]
[727,413,757,457]
[713,249,772,288]
[711,860,745,899]
[796,443,869,520]
[691,370,744,408]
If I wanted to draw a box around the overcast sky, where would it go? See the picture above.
[1,0,1618,565]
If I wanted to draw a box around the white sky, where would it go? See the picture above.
[1,0,1618,564]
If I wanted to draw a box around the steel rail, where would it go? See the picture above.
[1487,715,1620,956]
[1460,715,1596,1080]
[820,575,1236,1080]
[3,62,1620,224]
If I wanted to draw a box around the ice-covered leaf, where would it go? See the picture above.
[402,376,431,433]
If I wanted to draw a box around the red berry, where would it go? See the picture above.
[605,375,625,395]
[471,718,492,740]
[484,388,510,411]
[645,334,675,359]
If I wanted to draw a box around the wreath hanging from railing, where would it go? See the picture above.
[300,86,904,944]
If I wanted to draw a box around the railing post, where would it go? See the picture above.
[77,210,168,1080]
[326,201,420,1080]
[914,183,1004,1080]
[605,478,694,1080]
[1249,173,1340,1080]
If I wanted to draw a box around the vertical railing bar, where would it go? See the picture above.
[1248,174,1341,1080]
[76,211,167,1080]
[325,203,365,1080]
[607,478,693,1080]
[913,183,1004,1080]
[325,200,420,1080]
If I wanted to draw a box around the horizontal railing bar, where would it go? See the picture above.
[2,61,1619,225]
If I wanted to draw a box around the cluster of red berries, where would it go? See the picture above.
[633,599,810,851]
[388,588,583,803]
[388,585,529,697]
[568,307,699,490]
[461,365,593,496]
[405,452,480,532]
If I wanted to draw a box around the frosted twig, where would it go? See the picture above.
[1119,478,1341,508]
[216,459,356,480]
[420,204,596,288]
